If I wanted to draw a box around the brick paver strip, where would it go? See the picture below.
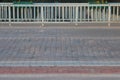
[0,66,120,74]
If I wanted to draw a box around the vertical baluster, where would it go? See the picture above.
[29,6,30,21]
[24,6,27,21]
[9,4,11,26]
[62,6,64,22]
[83,6,85,21]
[2,5,5,20]
[41,6,44,26]
[69,6,71,21]
[0,5,2,21]
[48,6,51,21]
[113,6,115,21]
[37,6,39,21]
[13,5,15,22]
[5,6,8,21]
[75,6,78,25]
[119,5,120,21]
[45,7,47,22]
[59,6,60,21]
[34,6,36,21]
[118,4,120,22]
[88,6,90,22]
[17,6,19,22]
[71,6,73,21]
[98,6,100,21]
[96,6,98,22]
[108,4,111,27]
[92,6,94,21]
[48,6,49,22]
[55,6,57,22]
[30,6,32,21]
[103,6,105,21]
[21,6,23,21]
[73,6,75,22]
[46,7,48,22]
[51,6,54,21]
[0,6,1,21]
[70,6,72,22]
[99,6,101,21]
[65,6,67,20]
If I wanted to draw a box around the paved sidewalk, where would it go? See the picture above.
[0,27,120,66]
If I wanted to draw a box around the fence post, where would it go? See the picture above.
[9,4,11,26]
[108,4,111,27]
[75,6,78,26]
[117,4,119,21]
[41,6,44,26]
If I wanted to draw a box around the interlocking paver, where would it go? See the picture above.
[0,27,120,66]
[0,38,120,61]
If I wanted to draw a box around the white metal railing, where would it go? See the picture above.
[0,3,120,26]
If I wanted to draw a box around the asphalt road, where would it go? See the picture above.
[0,74,120,80]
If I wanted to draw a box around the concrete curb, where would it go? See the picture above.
[0,74,120,77]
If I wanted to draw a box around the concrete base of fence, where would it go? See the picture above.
[0,22,120,28]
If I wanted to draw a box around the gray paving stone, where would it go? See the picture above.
[0,37,120,61]
[0,27,120,66]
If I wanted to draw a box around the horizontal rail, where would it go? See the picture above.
[0,3,120,26]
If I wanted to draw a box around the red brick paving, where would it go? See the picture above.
[0,66,120,74]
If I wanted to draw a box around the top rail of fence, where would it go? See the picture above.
[0,3,119,7]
